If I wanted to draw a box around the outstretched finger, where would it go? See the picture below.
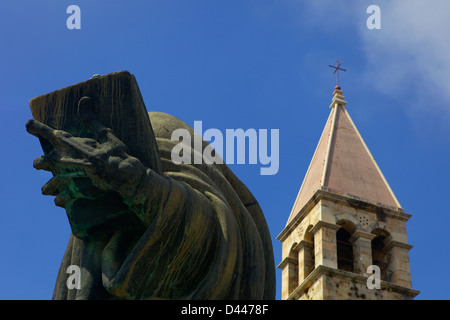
[33,155,56,171]
[26,119,71,143]
[57,156,93,169]
[34,151,93,172]
[41,171,88,196]
[27,119,100,159]
[25,119,95,157]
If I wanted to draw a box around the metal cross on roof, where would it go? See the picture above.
[329,60,346,89]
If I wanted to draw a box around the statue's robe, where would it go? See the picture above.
[52,112,276,300]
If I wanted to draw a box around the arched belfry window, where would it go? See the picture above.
[304,225,315,277]
[336,228,354,272]
[371,229,390,281]
[336,221,356,273]
[288,244,299,294]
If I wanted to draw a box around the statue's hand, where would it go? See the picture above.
[26,100,147,208]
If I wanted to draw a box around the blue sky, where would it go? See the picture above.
[1,0,449,300]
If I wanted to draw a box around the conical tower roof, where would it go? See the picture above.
[287,87,401,225]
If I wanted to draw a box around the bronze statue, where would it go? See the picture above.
[26,71,275,300]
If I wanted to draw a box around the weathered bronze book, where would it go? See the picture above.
[29,70,162,174]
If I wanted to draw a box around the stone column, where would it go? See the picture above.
[278,257,298,299]
[296,240,314,283]
[350,231,375,275]
[385,240,413,288]
[311,221,340,269]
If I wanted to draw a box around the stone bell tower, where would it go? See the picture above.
[277,85,419,300]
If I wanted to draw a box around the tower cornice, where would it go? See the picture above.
[277,188,411,242]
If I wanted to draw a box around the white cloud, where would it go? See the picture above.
[359,0,450,121]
